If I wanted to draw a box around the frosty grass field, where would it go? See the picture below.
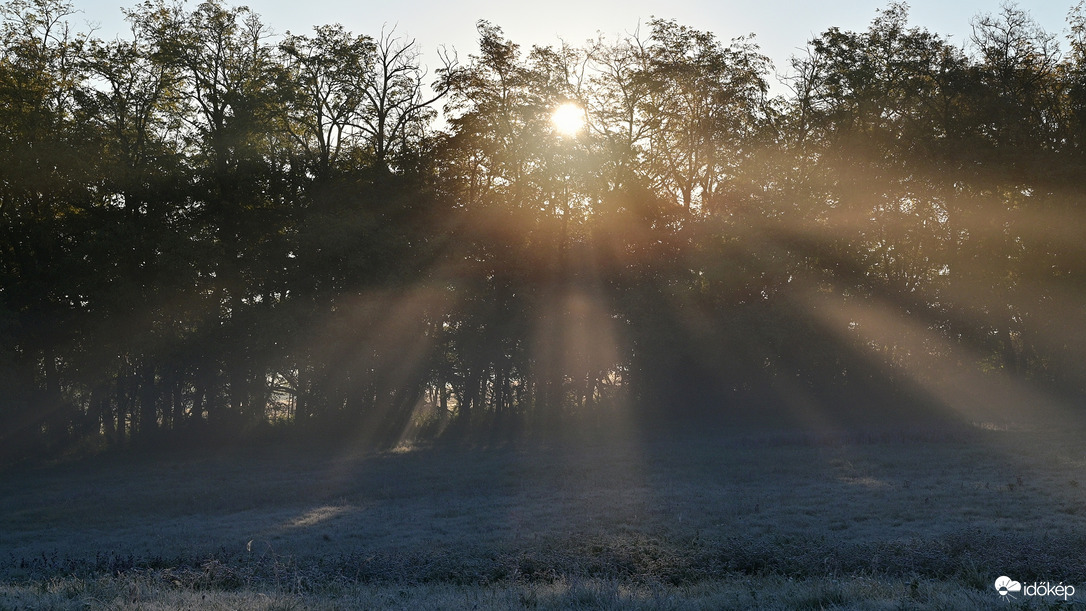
[2,415,1085,609]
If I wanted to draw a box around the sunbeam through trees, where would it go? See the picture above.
[1,0,1084,461]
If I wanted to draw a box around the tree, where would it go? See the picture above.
[132,0,290,428]
[0,0,94,452]
[357,27,450,170]
[279,24,375,181]
[638,19,771,212]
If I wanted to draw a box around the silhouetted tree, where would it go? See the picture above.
[2,0,1085,461]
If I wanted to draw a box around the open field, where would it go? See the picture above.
[3,416,1086,609]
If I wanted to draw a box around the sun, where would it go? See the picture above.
[551,102,585,136]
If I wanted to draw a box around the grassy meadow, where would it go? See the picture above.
[2,411,1086,609]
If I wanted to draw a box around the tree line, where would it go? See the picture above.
[1,0,1084,458]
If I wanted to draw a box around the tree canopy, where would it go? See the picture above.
[1,0,1084,460]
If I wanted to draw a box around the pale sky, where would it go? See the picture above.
[75,0,1073,89]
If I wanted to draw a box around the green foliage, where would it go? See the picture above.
[0,0,1084,458]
